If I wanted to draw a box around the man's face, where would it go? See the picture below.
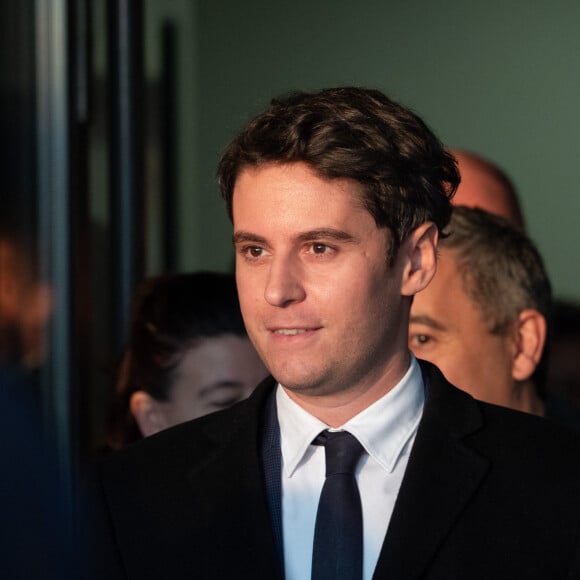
[409,248,516,405]
[232,162,412,402]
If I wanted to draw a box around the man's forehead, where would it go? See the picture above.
[232,163,371,219]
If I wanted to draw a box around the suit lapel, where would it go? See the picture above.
[177,367,489,579]
[185,377,285,580]
[372,362,490,580]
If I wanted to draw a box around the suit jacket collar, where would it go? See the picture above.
[184,376,284,579]
[187,366,489,580]
[372,360,490,580]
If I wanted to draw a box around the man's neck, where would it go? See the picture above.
[282,351,411,427]
[512,380,545,417]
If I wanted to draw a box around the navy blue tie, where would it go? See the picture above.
[312,430,365,580]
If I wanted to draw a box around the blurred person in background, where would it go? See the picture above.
[409,206,578,426]
[106,271,267,449]
[450,149,580,416]
[450,149,525,229]
[0,225,53,405]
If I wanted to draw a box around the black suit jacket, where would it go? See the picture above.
[90,362,580,579]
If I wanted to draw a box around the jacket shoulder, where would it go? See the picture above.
[101,375,276,479]
[419,359,580,476]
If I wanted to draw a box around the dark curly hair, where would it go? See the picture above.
[217,87,460,263]
[106,271,249,449]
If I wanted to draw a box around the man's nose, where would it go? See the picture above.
[264,255,306,307]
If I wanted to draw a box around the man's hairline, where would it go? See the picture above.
[440,243,521,337]
[228,160,406,265]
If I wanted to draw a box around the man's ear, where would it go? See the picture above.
[400,222,439,297]
[512,309,547,382]
[129,391,169,438]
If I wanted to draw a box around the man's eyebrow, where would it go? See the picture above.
[409,314,447,331]
[232,229,357,245]
[232,231,267,245]
[295,229,357,243]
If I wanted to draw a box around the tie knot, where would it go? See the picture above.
[315,430,364,477]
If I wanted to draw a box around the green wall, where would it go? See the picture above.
[184,0,580,300]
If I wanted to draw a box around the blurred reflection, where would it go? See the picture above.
[0,226,53,405]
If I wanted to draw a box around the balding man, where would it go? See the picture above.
[451,149,525,228]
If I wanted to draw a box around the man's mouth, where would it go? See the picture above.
[273,328,308,336]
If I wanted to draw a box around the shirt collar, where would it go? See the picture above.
[277,355,425,477]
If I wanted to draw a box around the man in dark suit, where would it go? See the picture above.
[91,87,580,579]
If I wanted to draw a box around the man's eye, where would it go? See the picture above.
[410,333,432,347]
[311,243,330,255]
[242,246,264,258]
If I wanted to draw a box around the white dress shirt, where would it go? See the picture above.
[277,355,425,580]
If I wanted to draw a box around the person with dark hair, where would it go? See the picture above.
[409,206,550,415]
[91,88,580,580]
[106,271,267,449]
[218,87,457,265]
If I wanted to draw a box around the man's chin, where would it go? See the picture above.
[274,371,320,394]
[276,375,337,399]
